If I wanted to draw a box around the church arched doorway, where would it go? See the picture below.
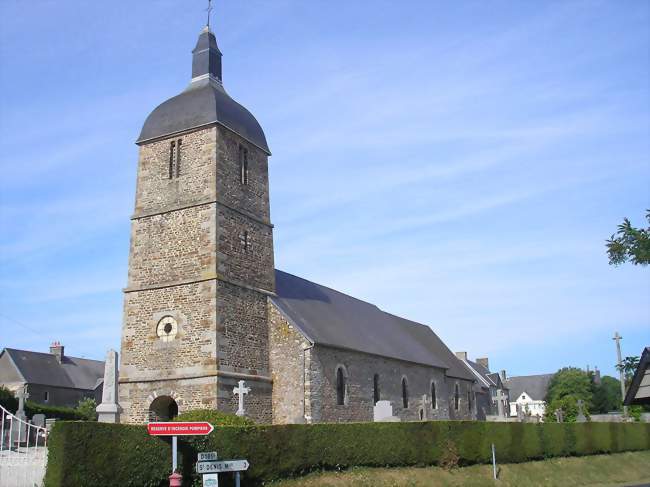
[149,396,179,421]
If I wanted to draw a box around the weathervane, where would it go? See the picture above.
[206,0,214,29]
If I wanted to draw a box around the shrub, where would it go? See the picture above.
[25,401,86,421]
[75,398,98,421]
[174,409,254,426]
[0,386,18,412]
[45,420,650,487]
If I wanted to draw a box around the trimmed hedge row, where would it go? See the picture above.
[25,401,87,421]
[45,421,650,487]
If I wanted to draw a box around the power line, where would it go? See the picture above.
[0,313,47,339]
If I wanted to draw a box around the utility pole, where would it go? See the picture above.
[613,332,628,416]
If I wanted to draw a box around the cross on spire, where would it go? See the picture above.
[206,0,214,30]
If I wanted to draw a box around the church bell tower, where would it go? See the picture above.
[118,23,275,423]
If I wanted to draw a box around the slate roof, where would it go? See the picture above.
[2,348,104,391]
[137,27,270,153]
[504,373,554,402]
[623,346,650,406]
[464,359,497,389]
[271,270,475,381]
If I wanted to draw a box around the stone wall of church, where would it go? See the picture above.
[119,376,218,424]
[127,203,217,288]
[310,347,476,423]
[215,125,271,222]
[216,205,274,292]
[133,128,217,216]
[120,280,218,382]
[268,303,310,424]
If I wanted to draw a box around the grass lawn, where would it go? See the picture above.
[269,451,650,487]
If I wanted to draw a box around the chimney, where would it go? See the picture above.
[50,341,64,363]
[476,357,489,370]
[500,369,507,382]
[455,352,468,361]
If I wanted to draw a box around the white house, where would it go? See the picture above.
[504,373,554,419]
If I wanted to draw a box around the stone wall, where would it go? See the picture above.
[268,304,310,424]
[133,128,217,216]
[267,304,476,424]
[119,124,274,425]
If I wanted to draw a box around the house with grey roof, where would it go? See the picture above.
[269,270,477,423]
[0,343,104,408]
[504,372,554,419]
[456,353,510,420]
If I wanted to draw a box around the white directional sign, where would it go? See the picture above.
[198,452,218,462]
[197,459,250,474]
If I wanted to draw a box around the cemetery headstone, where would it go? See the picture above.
[96,349,121,423]
[373,400,400,422]
[576,399,587,423]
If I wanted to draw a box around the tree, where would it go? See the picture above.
[75,397,98,421]
[616,356,640,387]
[544,367,593,422]
[592,376,622,414]
[0,386,18,413]
[606,210,650,266]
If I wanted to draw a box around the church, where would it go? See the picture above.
[117,23,477,425]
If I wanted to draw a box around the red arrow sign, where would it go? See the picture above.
[147,422,214,436]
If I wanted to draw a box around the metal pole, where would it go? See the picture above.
[491,443,497,480]
[613,332,628,416]
[235,471,241,487]
[8,416,13,452]
[172,435,178,472]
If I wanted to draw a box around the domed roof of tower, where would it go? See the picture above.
[137,26,270,154]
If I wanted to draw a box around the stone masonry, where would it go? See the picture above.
[119,124,274,424]
[269,302,476,423]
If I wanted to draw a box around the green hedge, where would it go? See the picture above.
[45,421,650,487]
[25,401,87,421]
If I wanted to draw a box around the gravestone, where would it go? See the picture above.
[516,403,525,422]
[495,390,507,417]
[32,414,46,428]
[555,408,564,423]
[96,349,121,423]
[11,385,29,444]
[373,400,400,422]
[576,400,587,423]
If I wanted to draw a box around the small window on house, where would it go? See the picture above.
[44,391,49,403]
[373,374,380,405]
[239,145,249,185]
[454,384,460,410]
[431,382,437,409]
[168,139,182,178]
[336,366,346,406]
[402,377,409,409]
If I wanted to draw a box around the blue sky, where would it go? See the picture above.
[0,0,648,380]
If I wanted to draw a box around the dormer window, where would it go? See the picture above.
[239,145,249,185]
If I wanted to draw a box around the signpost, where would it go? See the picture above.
[147,422,215,487]
[197,459,250,474]
[196,455,250,487]
[198,451,219,462]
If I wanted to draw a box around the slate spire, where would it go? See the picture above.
[192,25,223,83]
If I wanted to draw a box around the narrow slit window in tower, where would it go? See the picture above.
[239,145,249,185]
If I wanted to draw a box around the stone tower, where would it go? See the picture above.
[118,25,274,424]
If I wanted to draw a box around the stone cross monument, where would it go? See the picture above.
[495,389,507,418]
[233,380,250,417]
[97,349,121,423]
